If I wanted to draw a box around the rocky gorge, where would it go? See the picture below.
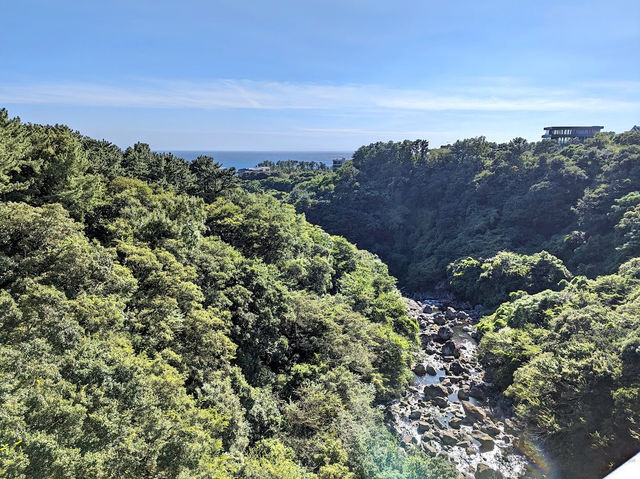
[388,298,541,479]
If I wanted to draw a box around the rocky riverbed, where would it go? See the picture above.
[388,298,537,479]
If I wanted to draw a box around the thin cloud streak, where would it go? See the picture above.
[0,79,637,113]
[300,127,456,137]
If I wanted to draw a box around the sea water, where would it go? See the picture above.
[158,150,354,169]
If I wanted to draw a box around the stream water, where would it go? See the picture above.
[387,298,543,479]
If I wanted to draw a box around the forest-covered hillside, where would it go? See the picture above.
[246,132,640,477]
[0,109,457,479]
[3,108,640,478]
[246,133,640,293]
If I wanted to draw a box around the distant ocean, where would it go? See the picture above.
[158,151,354,170]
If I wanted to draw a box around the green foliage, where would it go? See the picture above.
[247,135,640,291]
[448,251,571,306]
[189,156,238,203]
[477,264,640,477]
[0,109,32,196]
[0,111,448,478]
[243,133,640,478]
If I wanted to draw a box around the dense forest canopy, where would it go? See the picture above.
[2,107,640,479]
[246,132,640,294]
[0,109,457,479]
[245,131,640,477]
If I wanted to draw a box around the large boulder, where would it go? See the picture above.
[483,423,502,437]
[419,333,433,346]
[445,307,457,320]
[457,389,470,401]
[475,464,503,479]
[417,421,431,433]
[442,340,460,357]
[441,431,458,446]
[424,383,448,399]
[469,385,487,401]
[426,364,437,376]
[422,304,434,314]
[413,363,427,376]
[433,396,449,408]
[472,431,495,452]
[409,410,422,420]
[461,400,487,422]
[438,326,454,340]
[449,417,462,429]
[449,361,465,375]
[432,312,446,325]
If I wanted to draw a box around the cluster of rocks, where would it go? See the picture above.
[388,299,529,479]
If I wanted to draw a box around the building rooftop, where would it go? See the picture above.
[543,126,604,130]
[542,126,604,143]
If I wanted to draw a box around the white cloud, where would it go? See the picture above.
[0,78,637,113]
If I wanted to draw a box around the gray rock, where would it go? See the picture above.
[433,396,449,408]
[433,312,446,325]
[457,388,470,401]
[445,307,457,320]
[424,383,448,399]
[420,333,433,346]
[441,431,458,446]
[442,340,459,357]
[472,431,495,452]
[422,304,434,314]
[449,361,465,375]
[469,385,486,401]
[449,417,462,429]
[421,433,436,444]
[426,365,437,376]
[413,363,427,376]
[433,417,447,429]
[475,463,503,479]
[409,410,421,420]
[438,326,454,340]
[417,421,431,433]
[483,423,501,437]
[461,400,487,422]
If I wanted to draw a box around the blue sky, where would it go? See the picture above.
[1,0,639,150]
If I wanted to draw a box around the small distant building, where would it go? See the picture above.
[237,166,271,176]
[542,126,604,144]
[332,157,346,170]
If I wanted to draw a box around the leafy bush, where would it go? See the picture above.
[447,251,571,307]
[477,263,640,478]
